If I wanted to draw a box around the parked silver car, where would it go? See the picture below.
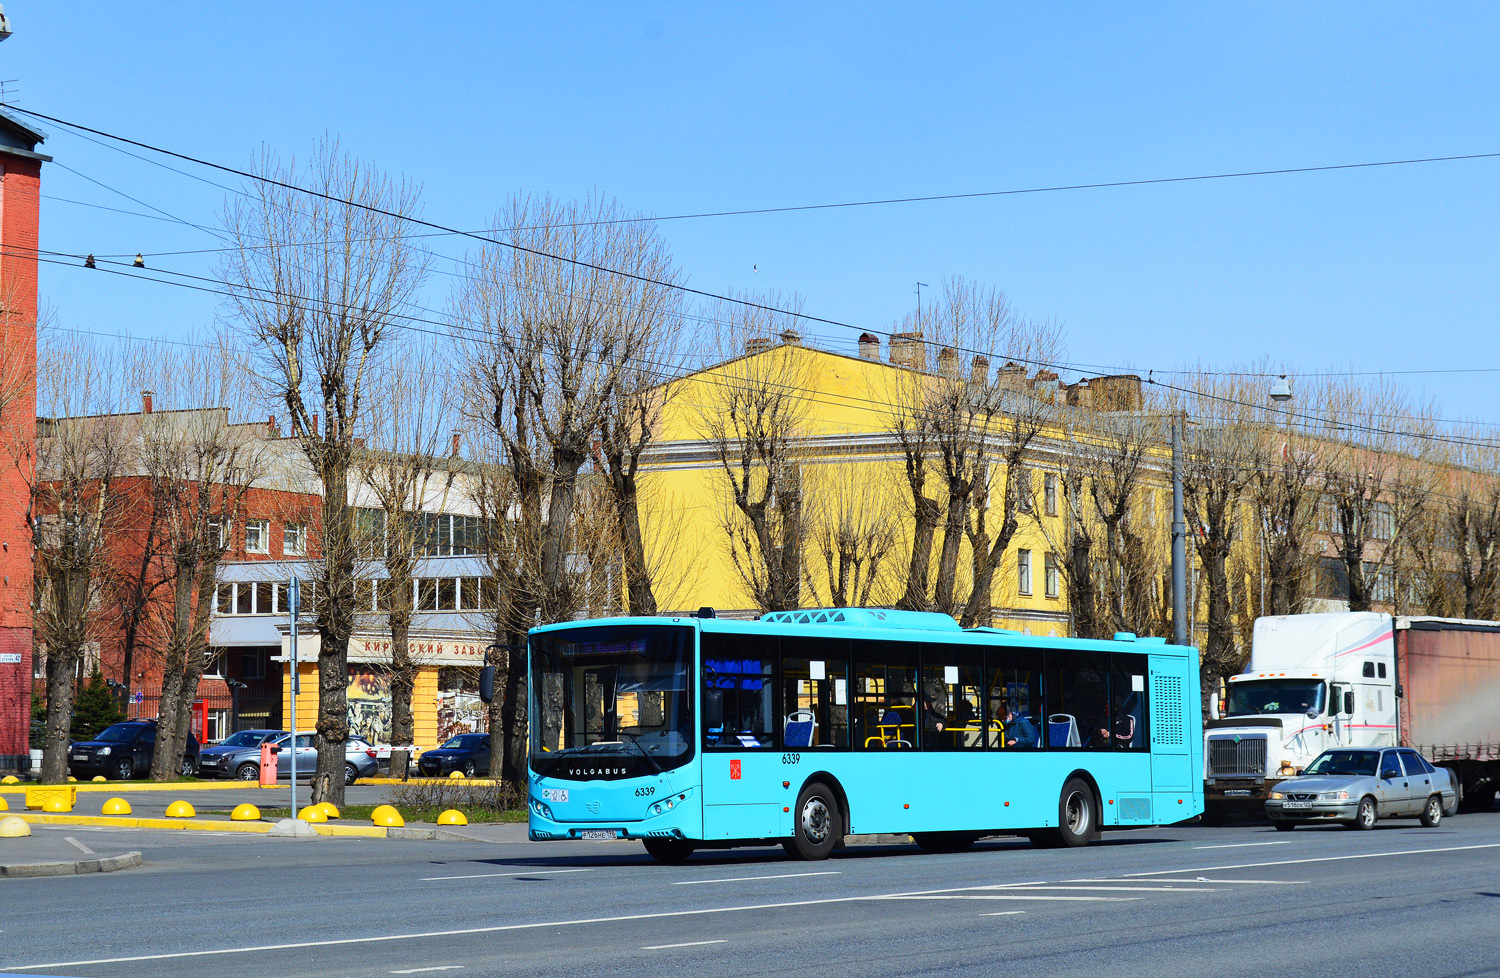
[1266,747,1457,830]
[220,732,379,785]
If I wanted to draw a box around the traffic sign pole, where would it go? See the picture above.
[288,576,299,820]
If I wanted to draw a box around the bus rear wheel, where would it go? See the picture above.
[1033,777,1097,848]
[913,832,977,853]
[787,781,841,860]
[643,838,695,863]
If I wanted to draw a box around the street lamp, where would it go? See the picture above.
[1270,375,1292,403]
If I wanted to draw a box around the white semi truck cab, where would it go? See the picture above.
[1203,612,1398,821]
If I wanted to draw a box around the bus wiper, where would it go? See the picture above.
[615,732,663,775]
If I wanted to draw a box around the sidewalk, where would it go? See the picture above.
[0,831,142,878]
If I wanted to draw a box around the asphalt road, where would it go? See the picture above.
[3,810,1500,978]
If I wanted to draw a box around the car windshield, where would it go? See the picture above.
[1304,749,1381,777]
[1224,679,1326,716]
[442,735,482,749]
[218,731,271,748]
[530,623,694,776]
[94,724,141,743]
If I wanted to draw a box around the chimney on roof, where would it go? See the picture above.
[995,361,1027,390]
[889,331,926,370]
[268,414,279,436]
[451,430,462,458]
[141,390,154,415]
[971,355,990,385]
[858,332,880,360]
[779,328,801,346]
[745,336,775,355]
[937,347,959,379]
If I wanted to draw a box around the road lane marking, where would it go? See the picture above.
[986,885,1220,892]
[2,880,1151,971]
[982,911,1027,917]
[1122,878,1308,885]
[675,871,839,885]
[1124,842,1500,878]
[1192,841,1293,850]
[641,940,728,950]
[883,895,1142,902]
[64,837,94,855]
[420,868,596,881]
[390,968,463,974]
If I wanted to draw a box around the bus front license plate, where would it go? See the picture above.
[581,829,617,840]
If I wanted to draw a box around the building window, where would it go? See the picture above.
[1369,503,1393,542]
[240,649,266,680]
[234,582,252,615]
[204,708,231,744]
[1044,473,1058,517]
[438,577,457,611]
[208,518,228,548]
[283,523,305,556]
[216,584,233,615]
[1015,468,1033,513]
[255,582,273,615]
[203,651,226,679]
[418,578,439,612]
[1017,549,1033,596]
[245,520,269,554]
[274,584,289,614]
[1044,552,1060,598]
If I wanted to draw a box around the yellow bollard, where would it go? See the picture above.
[1,775,18,784]
[370,804,404,827]
[448,770,466,779]
[66,776,76,782]
[230,804,261,821]
[100,797,132,816]
[42,795,72,813]
[315,802,339,820]
[91,776,107,783]
[0,814,30,837]
[436,809,467,826]
[298,806,327,823]
[0,796,7,811]
[164,800,196,818]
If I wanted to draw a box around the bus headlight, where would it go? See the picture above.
[532,799,554,819]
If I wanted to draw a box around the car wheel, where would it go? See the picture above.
[462,760,477,778]
[1420,795,1443,828]
[344,762,358,786]
[1273,820,1296,832]
[1351,796,1377,830]
[236,763,259,781]
[788,781,841,860]
[643,838,695,863]
[114,759,134,781]
[180,757,196,778]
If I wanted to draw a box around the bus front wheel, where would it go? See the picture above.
[643,838,695,863]
[1033,777,1097,848]
[787,781,841,860]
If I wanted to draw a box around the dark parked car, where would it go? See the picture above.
[197,729,286,779]
[418,734,491,777]
[68,721,200,781]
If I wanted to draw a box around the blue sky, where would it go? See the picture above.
[4,3,1498,420]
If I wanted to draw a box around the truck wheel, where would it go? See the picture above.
[1037,777,1097,848]
[788,781,840,860]
[1351,796,1377,830]
[643,838,694,863]
[1419,795,1443,828]
[236,763,259,781]
[913,832,978,853]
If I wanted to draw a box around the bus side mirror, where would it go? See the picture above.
[1344,691,1355,715]
[478,665,496,704]
[1208,692,1220,720]
[703,690,723,731]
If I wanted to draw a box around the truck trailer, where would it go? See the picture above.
[1203,612,1500,822]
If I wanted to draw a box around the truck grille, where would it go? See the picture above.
[1207,736,1267,777]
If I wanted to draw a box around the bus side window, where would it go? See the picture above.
[985,647,1042,749]
[1045,649,1112,750]
[918,643,983,751]
[851,639,918,750]
[701,633,776,749]
[1110,652,1149,751]
[781,636,850,749]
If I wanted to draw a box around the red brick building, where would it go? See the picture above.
[0,108,46,774]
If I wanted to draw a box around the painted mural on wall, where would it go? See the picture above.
[348,667,392,746]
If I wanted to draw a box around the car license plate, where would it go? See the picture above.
[72,754,85,761]
[1224,789,1251,797]
[1283,800,1312,810]
[580,829,616,840]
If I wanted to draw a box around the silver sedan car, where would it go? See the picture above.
[1266,747,1457,830]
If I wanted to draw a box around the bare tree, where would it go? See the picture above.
[356,340,458,776]
[221,139,428,805]
[456,193,678,778]
[1407,431,1500,618]
[1249,376,1323,616]
[25,335,136,783]
[144,337,269,780]
[802,458,901,608]
[695,295,812,613]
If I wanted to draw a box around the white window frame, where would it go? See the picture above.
[1044,473,1058,517]
[283,523,306,556]
[1044,552,1060,598]
[245,519,270,555]
[203,650,226,679]
[1017,549,1033,596]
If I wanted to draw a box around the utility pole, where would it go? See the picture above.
[1171,412,1188,647]
[288,575,300,819]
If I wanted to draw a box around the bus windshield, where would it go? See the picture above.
[1224,679,1326,716]
[530,624,694,779]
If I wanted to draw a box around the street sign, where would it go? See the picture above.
[133,691,144,704]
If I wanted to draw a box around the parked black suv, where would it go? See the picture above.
[418,734,491,778]
[68,721,200,780]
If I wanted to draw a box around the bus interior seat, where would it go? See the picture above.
[1048,714,1081,748]
[784,711,817,748]
[1113,715,1136,746]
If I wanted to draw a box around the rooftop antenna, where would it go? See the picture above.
[0,80,16,103]
[915,281,930,318]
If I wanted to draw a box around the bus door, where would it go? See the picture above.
[1148,655,1193,792]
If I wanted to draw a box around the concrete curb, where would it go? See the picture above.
[0,850,143,878]
[355,777,503,786]
[16,812,432,840]
[1,781,278,795]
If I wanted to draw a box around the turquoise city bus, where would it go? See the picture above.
[518,607,1203,862]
